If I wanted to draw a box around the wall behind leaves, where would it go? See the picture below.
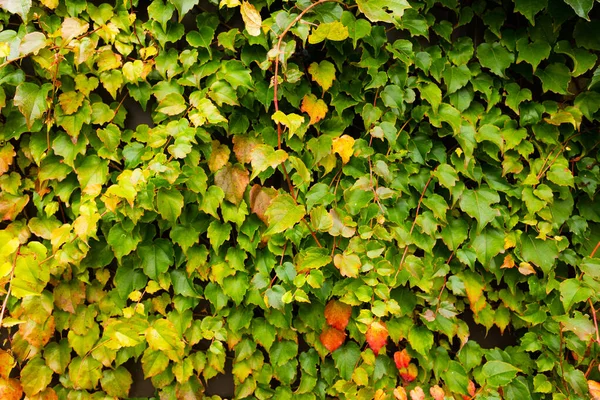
[1,0,600,399]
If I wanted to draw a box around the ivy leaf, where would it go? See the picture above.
[332,342,361,380]
[18,31,46,56]
[341,11,371,48]
[471,228,505,267]
[513,0,547,24]
[145,319,185,361]
[157,93,187,115]
[442,64,471,94]
[559,279,593,312]
[249,144,288,179]
[107,223,142,260]
[482,360,519,387]
[564,0,594,20]
[207,220,232,253]
[240,1,262,36]
[356,0,410,23]
[408,325,434,356]
[301,94,328,125]
[516,38,551,72]
[420,83,442,113]
[264,193,305,235]
[476,42,514,77]
[68,357,103,390]
[520,234,558,274]
[219,60,253,90]
[555,40,598,77]
[214,163,249,205]
[0,0,31,22]
[333,252,361,278]
[535,63,571,94]
[170,0,200,20]
[20,356,53,396]
[142,349,170,377]
[138,239,174,281]
[308,60,336,92]
[272,111,305,137]
[308,21,349,44]
[157,188,184,223]
[332,135,355,164]
[13,82,52,128]
[459,187,500,232]
[100,367,133,398]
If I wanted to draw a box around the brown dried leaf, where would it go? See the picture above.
[249,184,277,224]
[233,135,260,164]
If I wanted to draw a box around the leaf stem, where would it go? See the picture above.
[0,246,21,329]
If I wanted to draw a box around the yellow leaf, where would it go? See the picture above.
[271,111,305,136]
[332,135,355,164]
[308,60,336,92]
[308,21,349,44]
[240,1,262,36]
[301,94,328,124]
[208,140,231,173]
[220,0,241,7]
[518,262,536,275]
[333,253,361,278]
[41,0,58,9]
[0,144,16,177]
[61,17,89,42]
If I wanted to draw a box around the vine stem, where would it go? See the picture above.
[270,0,335,249]
[0,246,21,329]
[394,172,435,282]
[272,0,336,148]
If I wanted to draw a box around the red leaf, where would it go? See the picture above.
[324,299,352,331]
[394,349,411,370]
[399,363,418,383]
[319,326,346,352]
[366,321,388,355]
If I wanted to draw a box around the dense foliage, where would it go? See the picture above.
[1,0,600,398]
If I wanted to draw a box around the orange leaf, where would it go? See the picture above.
[394,386,407,400]
[301,94,328,125]
[0,144,15,177]
[589,380,600,400]
[430,385,445,400]
[324,299,352,331]
[366,321,388,355]
[409,386,425,400]
[399,363,418,383]
[394,349,411,369]
[0,377,23,400]
[319,326,346,352]
[500,254,515,269]
[233,134,261,164]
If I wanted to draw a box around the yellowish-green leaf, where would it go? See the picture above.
[308,21,349,44]
[308,60,336,92]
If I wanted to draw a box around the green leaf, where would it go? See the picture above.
[513,0,547,24]
[43,339,71,374]
[442,361,469,394]
[76,155,109,197]
[476,42,514,77]
[564,0,594,19]
[272,111,305,137]
[270,340,298,366]
[520,234,558,274]
[308,21,349,44]
[555,40,598,77]
[157,188,184,223]
[218,60,253,89]
[20,356,53,396]
[559,279,593,312]
[471,228,505,267]
[146,318,185,361]
[209,80,239,106]
[13,82,52,128]
[332,342,361,380]
[356,0,410,23]
[207,220,231,253]
[100,366,133,398]
[138,239,174,280]
[169,0,199,20]
[68,357,103,390]
[459,187,500,232]
[420,82,442,113]
[142,349,170,378]
[157,93,187,115]
[442,64,471,94]
[341,11,371,48]
[308,61,336,92]
[535,63,571,94]
[263,193,305,235]
[408,325,433,356]
[107,223,142,260]
[516,38,551,72]
[441,218,469,251]
[482,360,519,387]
